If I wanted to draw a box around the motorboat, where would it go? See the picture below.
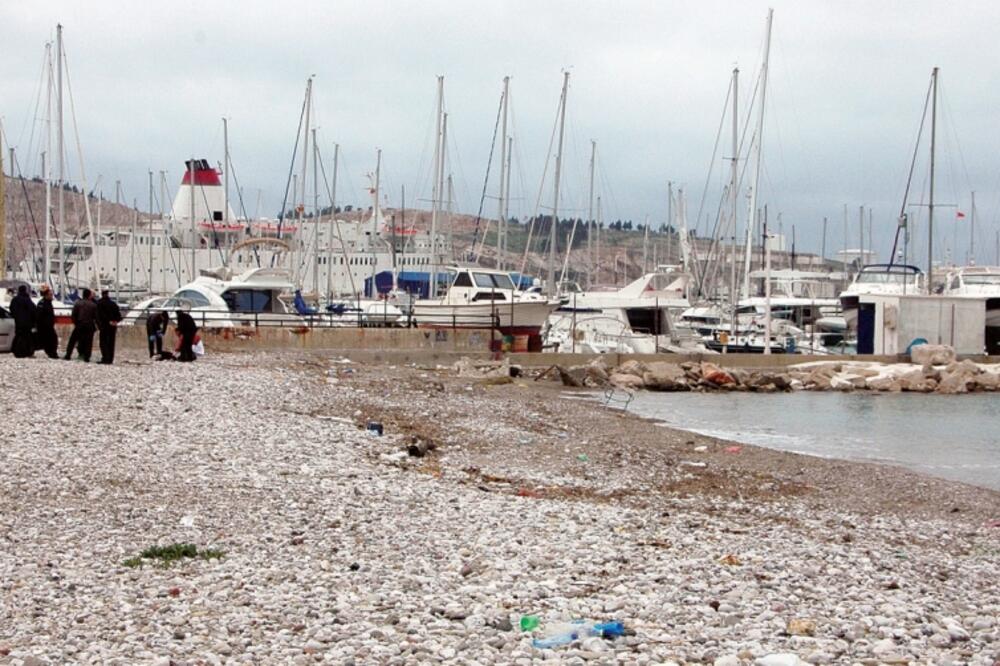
[545,271,707,353]
[411,266,558,334]
[839,264,923,334]
[170,267,305,328]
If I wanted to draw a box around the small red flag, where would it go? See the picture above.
[956,211,966,219]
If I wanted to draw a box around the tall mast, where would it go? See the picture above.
[371,147,382,293]
[56,25,66,292]
[969,191,976,264]
[115,180,121,300]
[189,158,195,282]
[159,171,166,293]
[549,71,570,296]
[44,42,53,282]
[223,117,230,228]
[596,195,602,285]
[928,66,938,292]
[666,180,672,263]
[446,172,454,262]
[742,9,773,300]
[312,128,320,292]
[821,216,827,260]
[586,139,596,286]
[729,66,740,334]
[148,170,154,292]
[327,143,339,300]
[642,215,650,273]
[503,136,512,272]
[130,199,137,297]
[859,205,865,265]
[0,121,5,278]
[297,78,313,284]
[497,76,510,271]
[429,75,444,298]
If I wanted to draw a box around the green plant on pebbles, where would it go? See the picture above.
[123,543,225,568]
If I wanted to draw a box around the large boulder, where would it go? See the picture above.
[901,375,938,393]
[937,361,980,394]
[609,373,645,390]
[700,361,736,386]
[617,359,647,378]
[910,343,956,366]
[830,374,859,391]
[866,374,902,392]
[972,371,1000,391]
[642,362,689,391]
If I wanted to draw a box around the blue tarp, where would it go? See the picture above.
[363,271,451,299]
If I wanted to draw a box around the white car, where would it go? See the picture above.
[0,306,13,352]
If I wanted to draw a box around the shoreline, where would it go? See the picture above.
[1,350,998,664]
[591,389,1000,494]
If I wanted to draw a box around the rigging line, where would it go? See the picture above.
[471,90,504,262]
[316,142,357,297]
[22,48,50,179]
[889,74,933,267]
[201,168,228,266]
[8,150,44,282]
[61,47,99,288]
[273,81,309,262]
[689,78,732,292]
[518,88,562,279]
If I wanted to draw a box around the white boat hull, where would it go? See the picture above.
[412,300,555,334]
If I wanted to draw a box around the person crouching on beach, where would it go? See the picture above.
[175,309,198,362]
[146,309,170,359]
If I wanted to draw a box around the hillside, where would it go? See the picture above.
[3,176,823,286]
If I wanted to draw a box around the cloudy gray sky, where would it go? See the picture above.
[4,0,1000,265]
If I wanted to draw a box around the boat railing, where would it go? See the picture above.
[54,306,507,331]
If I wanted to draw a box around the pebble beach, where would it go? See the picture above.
[1,351,998,665]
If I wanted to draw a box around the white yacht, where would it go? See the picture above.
[942,265,1000,326]
[411,266,557,335]
[171,267,304,328]
[839,264,923,333]
[544,270,707,354]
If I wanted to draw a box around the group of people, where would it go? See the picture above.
[7,284,201,363]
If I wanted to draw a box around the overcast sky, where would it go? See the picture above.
[4,0,1000,265]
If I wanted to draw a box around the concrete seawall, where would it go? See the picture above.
[57,325,999,368]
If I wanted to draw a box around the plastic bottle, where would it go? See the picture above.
[531,620,626,649]
[519,615,540,632]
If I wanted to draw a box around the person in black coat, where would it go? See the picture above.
[65,288,98,361]
[146,310,170,358]
[175,309,198,362]
[34,284,59,358]
[96,289,123,365]
[9,285,36,358]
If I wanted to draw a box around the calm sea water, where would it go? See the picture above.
[621,391,1000,490]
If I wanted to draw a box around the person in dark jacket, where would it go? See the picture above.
[34,284,59,358]
[146,310,170,358]
[175,309,198,362]
[9,285,36,358]
[65,288,98,362]
[96,289,123,364]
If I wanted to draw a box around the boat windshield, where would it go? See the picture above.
[473,272,515,290]
[222,288,274,313]
[963,274,1000,286]
[856,269,918,285]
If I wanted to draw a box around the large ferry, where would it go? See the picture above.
[16,159,451,303]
